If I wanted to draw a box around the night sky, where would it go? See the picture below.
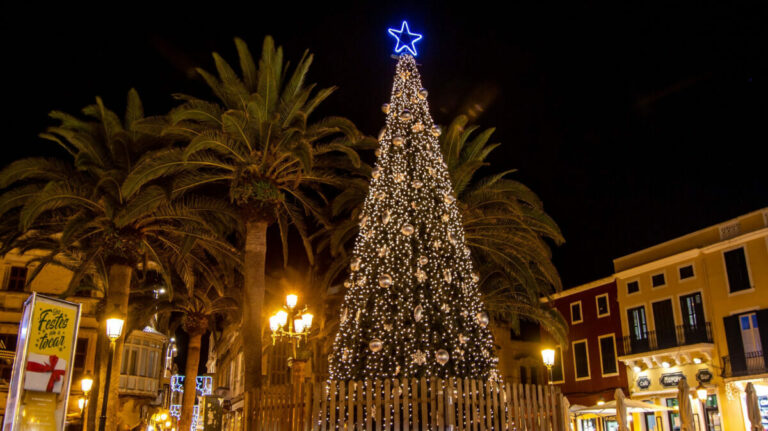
[4,2,765,289]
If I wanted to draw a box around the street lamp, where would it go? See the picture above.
[99,314,125,431]
[269,294,314,358]
[541,348,555,384]
[80,373,94,431]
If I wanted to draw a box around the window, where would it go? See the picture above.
[679,265,694,280]
[651,272,666,288]
[666,398,680,430]
[724,247,751,293]
[72,338,88,380]
[598,334,618,376]
[739,313,762,354]
[627,280,639,294]
[1,334,18,382]
[596,294,610,317]
[6,266,27,292]
[572,339,590,380]
[120,337,162,380]
[550,346,564,383]
[519,366,527,384]
[570,301,583,324]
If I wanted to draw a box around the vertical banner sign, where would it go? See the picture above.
[202,397,223,431]
[2,293,82,431]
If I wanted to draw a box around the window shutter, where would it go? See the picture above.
[756,308,768,357]
[723,315,746,373]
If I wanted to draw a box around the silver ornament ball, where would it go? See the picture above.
[436,349,450,365]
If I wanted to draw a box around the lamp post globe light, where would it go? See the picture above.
[269,294,314,359]
[80,373,94,431]
[541,348,555,384]
[99,314,125,431]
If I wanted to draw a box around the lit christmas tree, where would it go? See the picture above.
[328,22,498,381]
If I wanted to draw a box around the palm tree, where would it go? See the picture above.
[441,115,567,342]
[0,90,239,430]
[123,37,369,421]
[136,257,240,431]
[319,114,568,345]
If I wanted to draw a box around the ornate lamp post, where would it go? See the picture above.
[80,373,94,431]
[269,294,314,358]
[99,315,125,431]
[541,348,555,384]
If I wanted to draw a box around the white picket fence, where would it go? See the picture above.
[309,378,566,431]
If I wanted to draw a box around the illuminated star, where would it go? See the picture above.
[388,21,423,56]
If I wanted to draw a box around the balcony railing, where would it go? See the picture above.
[621,322,712,355]
[722,351,768,378]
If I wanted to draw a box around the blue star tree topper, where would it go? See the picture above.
[388,21,423,56]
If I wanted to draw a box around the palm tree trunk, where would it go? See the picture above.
[95,263,132,431]
[243,218,268,431]
[179,330,204,431]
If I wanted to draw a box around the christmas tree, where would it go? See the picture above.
[328,23,498,381]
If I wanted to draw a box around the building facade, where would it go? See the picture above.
[542,277,629,410]
[614,208,768,431]
[0,249,169,429]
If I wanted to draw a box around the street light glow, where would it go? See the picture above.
[105,317,125,341]
[286,294,298,309]
[541,349,555,368]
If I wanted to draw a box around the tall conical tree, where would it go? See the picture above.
[329,54,498,380]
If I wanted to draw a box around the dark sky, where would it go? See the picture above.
[4,2,766,289]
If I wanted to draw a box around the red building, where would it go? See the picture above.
[542,277,629,406]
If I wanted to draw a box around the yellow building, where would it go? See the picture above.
[0,249,169,429]
[614,208,768,431]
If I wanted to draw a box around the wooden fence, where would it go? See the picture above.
[257,379,312,431]
[255,379,565,430]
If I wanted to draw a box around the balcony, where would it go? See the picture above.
[622,322,712,355]
[722,351,768,378]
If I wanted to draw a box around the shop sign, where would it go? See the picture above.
[203,397,223,431]
[637,375,651,389]
[2,293,81,431]
[696,369,713,383]
[660,372,685,387]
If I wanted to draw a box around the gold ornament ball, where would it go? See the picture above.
[371,167,381,179]
[412,179,423,189]
[369,339,383,352]
[382,210,391,225]
[375,148,382,157]
[382,103,390,113]
[350,257,361,271]
[476,312,490,328]
[401,223,415,236]
[418,255,428,265]
[378,274,393,288]
[399,110,412,121]
[418,88,428,99]
[392,136,404,147]
[431,126,441,137]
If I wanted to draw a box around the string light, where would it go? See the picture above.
[328,54,497,381]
